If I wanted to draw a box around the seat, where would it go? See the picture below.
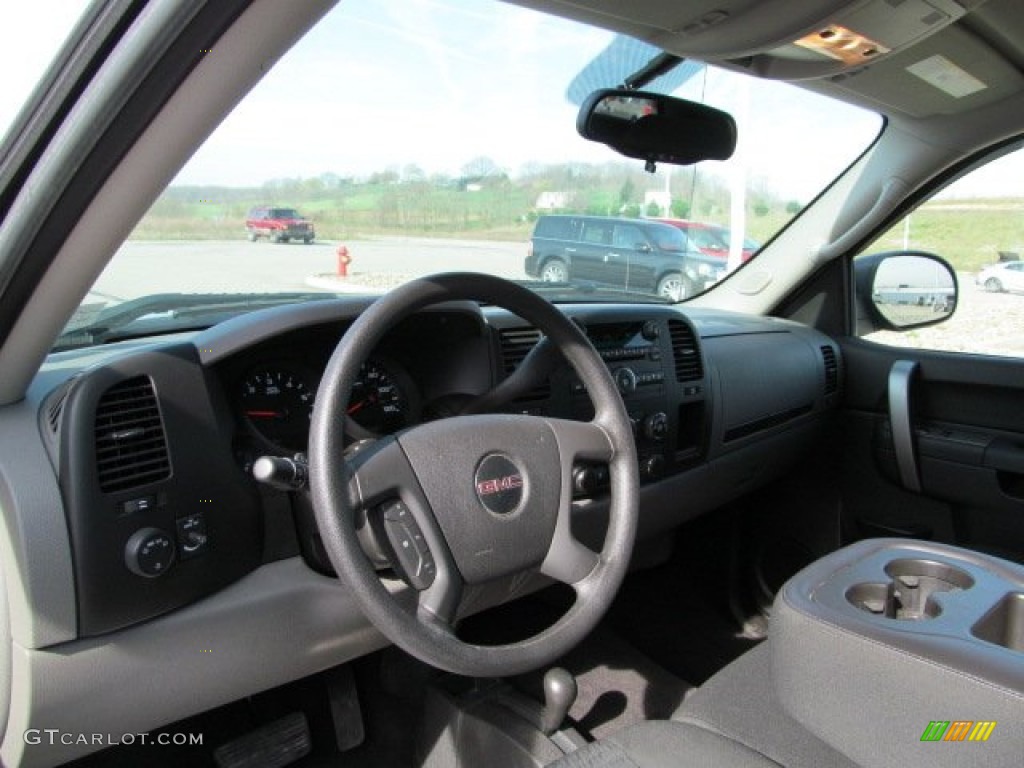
[549,642,858,768]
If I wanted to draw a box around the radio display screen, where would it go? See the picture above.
[587,322,646,350]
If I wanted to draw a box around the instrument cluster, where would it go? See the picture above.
[237,356,418,452]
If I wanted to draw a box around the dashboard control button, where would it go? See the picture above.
[382,502,436,590]
[572,464,608,495]
[614,368,637,394]
[176,514,209,560]
[120,495,157,515]
[641,321,660,340]
[642,455,666,479]
[125,528,175,577]
[643,412,668,441]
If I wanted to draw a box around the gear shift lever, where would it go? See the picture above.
[540,667,577,736]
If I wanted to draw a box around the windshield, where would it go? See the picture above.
[57,0,880,346]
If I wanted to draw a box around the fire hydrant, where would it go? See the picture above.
[336,244,351,277]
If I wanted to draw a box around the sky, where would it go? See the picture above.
[2,0,1018,203]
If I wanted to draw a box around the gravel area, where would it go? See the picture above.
[865,275,1024,357]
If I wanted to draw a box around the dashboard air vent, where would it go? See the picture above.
[821,345,839,395]
[499,327,542,374]
[94,376,171,493]
[668,319,703,382]
[46,390,68,434]
[498,326,550,401]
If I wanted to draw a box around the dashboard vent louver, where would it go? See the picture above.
[94,376,171,493]
[498,327,550,401]
[668,319,703,382]
[47,390,68,434]
[821,345,839,395]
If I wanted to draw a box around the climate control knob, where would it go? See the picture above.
[124,527,175,578]
[643,411,668,441]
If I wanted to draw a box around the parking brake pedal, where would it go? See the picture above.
[213,712,311,768]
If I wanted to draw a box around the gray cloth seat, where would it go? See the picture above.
[549,642,858,768]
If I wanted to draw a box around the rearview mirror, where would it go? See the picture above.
[577,88,737,168]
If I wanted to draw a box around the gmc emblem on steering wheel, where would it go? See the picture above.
[475,454,525,515]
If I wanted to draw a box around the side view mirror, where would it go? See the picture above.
[854,251,958,334]
[635,242,652,253]
[577,89,737,169]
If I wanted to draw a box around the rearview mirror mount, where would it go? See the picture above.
[577,88,737,171]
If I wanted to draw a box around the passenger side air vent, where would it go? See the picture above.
[498,327,550,401]
[821,345,839,395]
[94,376,171,493]
[668,319,703,382]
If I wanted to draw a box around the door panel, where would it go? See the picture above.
[838,337,1024,563]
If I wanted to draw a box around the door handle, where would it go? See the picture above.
[888,360,921,492]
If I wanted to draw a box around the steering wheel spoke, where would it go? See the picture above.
[538,418,612,586]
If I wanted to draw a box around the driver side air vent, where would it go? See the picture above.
[94,376,171,493]
[821,345,839,395]
[498,327,550,401]
[668,319,703,382]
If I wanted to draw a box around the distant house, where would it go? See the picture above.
[536,191,570,210]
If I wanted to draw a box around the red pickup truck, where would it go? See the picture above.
[245,206,315,243]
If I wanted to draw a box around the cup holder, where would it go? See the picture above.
[845,558,974,621]
[971,593,1024,652]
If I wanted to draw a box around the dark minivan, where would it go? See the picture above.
[524,214,726,300]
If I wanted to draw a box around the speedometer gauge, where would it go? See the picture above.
[346,358,414,434]
[240,367,314,450]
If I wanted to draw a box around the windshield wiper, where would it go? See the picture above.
[53,292,337,351]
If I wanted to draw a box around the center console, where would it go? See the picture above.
[771,539,1023,768]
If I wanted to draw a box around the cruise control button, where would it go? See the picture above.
[382,502,436,590]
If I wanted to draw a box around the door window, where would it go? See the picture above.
[858,145,1024,358]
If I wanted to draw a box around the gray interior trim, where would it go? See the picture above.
[0,400,76,649]
[772,539,1024,768]
[888,360,921,492]
[2,558,393,768]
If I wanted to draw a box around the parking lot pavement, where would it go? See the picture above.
[90,243,1022,357]
[93,237,528,301]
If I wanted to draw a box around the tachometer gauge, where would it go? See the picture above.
[346,358,415,434]
[240,367,314,450]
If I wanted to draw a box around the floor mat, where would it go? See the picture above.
[604,512,763,686]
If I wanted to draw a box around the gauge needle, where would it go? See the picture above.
[246,410,282,418]
[346,400,367,415]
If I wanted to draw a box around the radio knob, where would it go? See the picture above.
[614,368,637,394]
[643,412,668,441]
[641,320,660,340]
[125,527,175,578]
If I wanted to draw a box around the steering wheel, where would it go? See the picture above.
[308,273,638,677]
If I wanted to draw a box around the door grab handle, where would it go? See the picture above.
[888,360,921,492]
